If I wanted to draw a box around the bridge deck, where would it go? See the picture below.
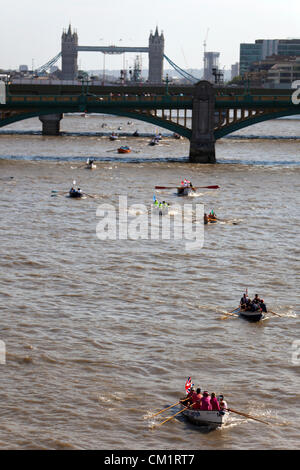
[3,93,296,108]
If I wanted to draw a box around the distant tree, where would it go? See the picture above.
[228,75,244,85]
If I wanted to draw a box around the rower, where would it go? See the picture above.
[253,294,261,304]
[260,299,267,313]
[240,293,247,307]
[200,391,212,410]
[210,392,220,411]
[204,213,209,224]
[218,395,228,411]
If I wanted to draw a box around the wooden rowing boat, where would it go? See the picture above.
[86,162,96,169]
[118,146,131,154]
[181,405,229,428]
[177,186,195,196]
[233,306,265,322]
[153,203,169,216]
[204,216,217,224]
[69,189,84,198]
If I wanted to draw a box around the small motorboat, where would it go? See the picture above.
[173,133,182,139]
[181,405,229,428]
[109,133,118,141]
[233,306,265,322]
[149,138,159,146]
[118,146,131,154]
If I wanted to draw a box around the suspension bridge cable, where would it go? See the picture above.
[163,54,199,83]
[36,52,62,74]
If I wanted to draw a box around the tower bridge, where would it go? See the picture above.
[61,25,164,83]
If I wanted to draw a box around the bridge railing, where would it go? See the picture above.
[3,94,193,107]
[2,93,297,110]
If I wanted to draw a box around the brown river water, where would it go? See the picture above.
[0,115,299,450]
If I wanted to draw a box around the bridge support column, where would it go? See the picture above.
[189,81,216,163]
[39,114,63,136]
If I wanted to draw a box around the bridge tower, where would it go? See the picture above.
[61,25,78,80]
[148,27,164,84]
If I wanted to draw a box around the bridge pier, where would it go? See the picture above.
[39,114,63,136]
[189,81,216,163]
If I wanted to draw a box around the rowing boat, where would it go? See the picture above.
[177,186,194,196]
[181,406,229,428]
[204,216,217,224]
[233,306,265,322]
[118,146,131,154]
[152,203,169,216]
[86,161,96,169]
[69,189,84,198]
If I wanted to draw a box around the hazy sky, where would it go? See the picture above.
[1,0,300,72]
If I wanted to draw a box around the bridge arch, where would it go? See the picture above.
[0,107,192,138]
[215,109,300,139]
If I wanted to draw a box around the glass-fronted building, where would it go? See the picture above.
[240,39,300,76]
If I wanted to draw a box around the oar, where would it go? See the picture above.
[155,185,219,190]
[51,190,68,197]
[155,406,188,427]
[228,408,270,426]
[220,308,240,320]
[150,397,189,418]
[83,193,97,199]
[268,310,283,317]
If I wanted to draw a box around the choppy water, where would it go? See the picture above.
[0,115,299,450]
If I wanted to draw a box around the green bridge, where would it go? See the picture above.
[1,81,299,163]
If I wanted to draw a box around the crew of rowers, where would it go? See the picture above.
[69,187,82,196]
[240,293,267,313]
[181,179,193,188]
[204,210,217,224]
[181,388,228,411]
[153,199,169,209]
